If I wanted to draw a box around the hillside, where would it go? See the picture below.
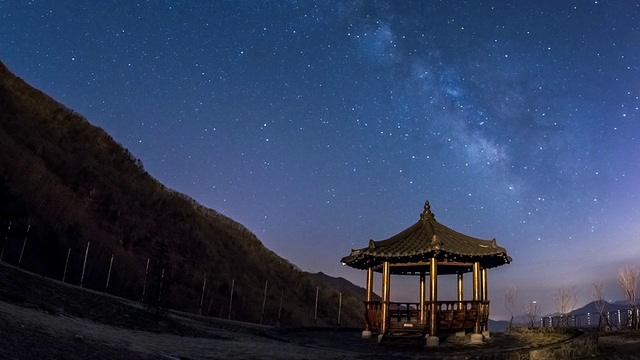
[0,61,364,327]
[307,271,380,302]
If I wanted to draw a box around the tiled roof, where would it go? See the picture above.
[341,201,511,274]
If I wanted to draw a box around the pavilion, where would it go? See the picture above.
[341,201,511,346]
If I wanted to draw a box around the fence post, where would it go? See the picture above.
[1,221,11,262]
[4,220,11,240]
[141,258,150,303]
[228,278,235,320]
[157,267,165,308]
[314,286,319,326]
[18,224,30,267]
[207,294,214,316]
[199,273,207,315]
[0,220,13,261]
[338,291,342,326]
[62,248,71,282]
[277,289,284,324]
[105,254,114,291]
[260,280,268,324]
[80,241,90,287]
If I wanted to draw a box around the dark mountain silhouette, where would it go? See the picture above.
[0,61,365,327]
[307,271,381,302]
[568,300,629,316]
[538,300,631,319]
[488,319,509,333]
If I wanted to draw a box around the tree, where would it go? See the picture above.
[505,286,518,331]
[554,286,577,327]
[524,300,541,328]
[617,266,639,330]
[592,282,610,331]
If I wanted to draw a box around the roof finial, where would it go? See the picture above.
[420,200,435,221]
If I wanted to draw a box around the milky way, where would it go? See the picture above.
[2,1,639,318]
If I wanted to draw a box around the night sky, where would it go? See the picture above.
[2,1,639,319]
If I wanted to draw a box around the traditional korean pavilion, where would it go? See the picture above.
[341,201,511,346]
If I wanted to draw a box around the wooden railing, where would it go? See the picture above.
[364,300,489,333]
[364,301,383,332]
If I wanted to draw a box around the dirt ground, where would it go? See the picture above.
[2,263,640,359]
[0,263,361,359]
[595,331,640,359]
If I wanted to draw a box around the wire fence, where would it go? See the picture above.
[0,221,346,327]
[520,309,638,330]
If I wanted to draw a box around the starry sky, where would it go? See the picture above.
[2,1,640,319]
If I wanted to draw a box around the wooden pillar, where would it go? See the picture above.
[419,273,426,324]
[366,267,374,302]
[381,261,390,334]
[429,258,438,336]
[472,262,481,300]
[473,261,481,334]
[481,268,488,301]
[363,267,374,335]
[457,273,464,303]
[482,268,489,331]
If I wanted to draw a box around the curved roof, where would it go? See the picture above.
[340,201,511,275]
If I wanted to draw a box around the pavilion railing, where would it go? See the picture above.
[364,300,489,334]
[364,301,383,332]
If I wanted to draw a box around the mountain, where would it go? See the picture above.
[612,300,629,307]
[568,300,629,316]
[0,61,364,327]
[307,271,381,302]
[488,319,509,333]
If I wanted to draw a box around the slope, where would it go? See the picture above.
[0,61,364,327]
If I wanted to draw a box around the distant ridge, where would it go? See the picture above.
[567,300,629,316]
[307,271,380,301]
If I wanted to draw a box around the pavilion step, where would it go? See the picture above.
[380,328,426,346]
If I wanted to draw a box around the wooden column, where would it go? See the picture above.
[457,273,464,303]
[473,261,481,334]
[481,268,488,301]
[364,267,373,332]
[381,261,390,334]
[472,262,481,300]
[482,268,489,331]
[366,267,374,301]
[419,273,426,324]
[429,258,438,336]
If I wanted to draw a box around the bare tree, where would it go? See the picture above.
[554,287,577,327]
[505,286,519,330]
[592,282,610,331]
[617,266,639,330]
[524,300,541,328]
